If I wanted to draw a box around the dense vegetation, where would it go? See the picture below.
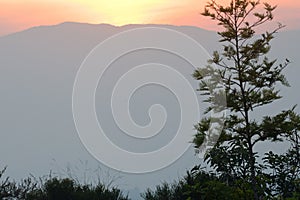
[0,167,129,200]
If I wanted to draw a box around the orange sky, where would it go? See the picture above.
[0,0,299,36]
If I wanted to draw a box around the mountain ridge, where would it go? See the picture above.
[0,22,215,39]
[0,21,299,200]
[2,21,299,40]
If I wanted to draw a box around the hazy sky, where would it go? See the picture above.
[0,0,299,36]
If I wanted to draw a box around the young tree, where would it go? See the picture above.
[193,0,300,199]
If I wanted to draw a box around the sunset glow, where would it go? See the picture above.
[0,0,299,36]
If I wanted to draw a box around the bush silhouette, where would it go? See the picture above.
[0,168,129,200]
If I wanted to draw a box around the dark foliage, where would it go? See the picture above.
[0,168,129,200]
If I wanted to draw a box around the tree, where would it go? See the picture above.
[192,0,300,199]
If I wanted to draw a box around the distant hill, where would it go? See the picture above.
[0,22,299,199]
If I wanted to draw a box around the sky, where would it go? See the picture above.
[0,0,299,36]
